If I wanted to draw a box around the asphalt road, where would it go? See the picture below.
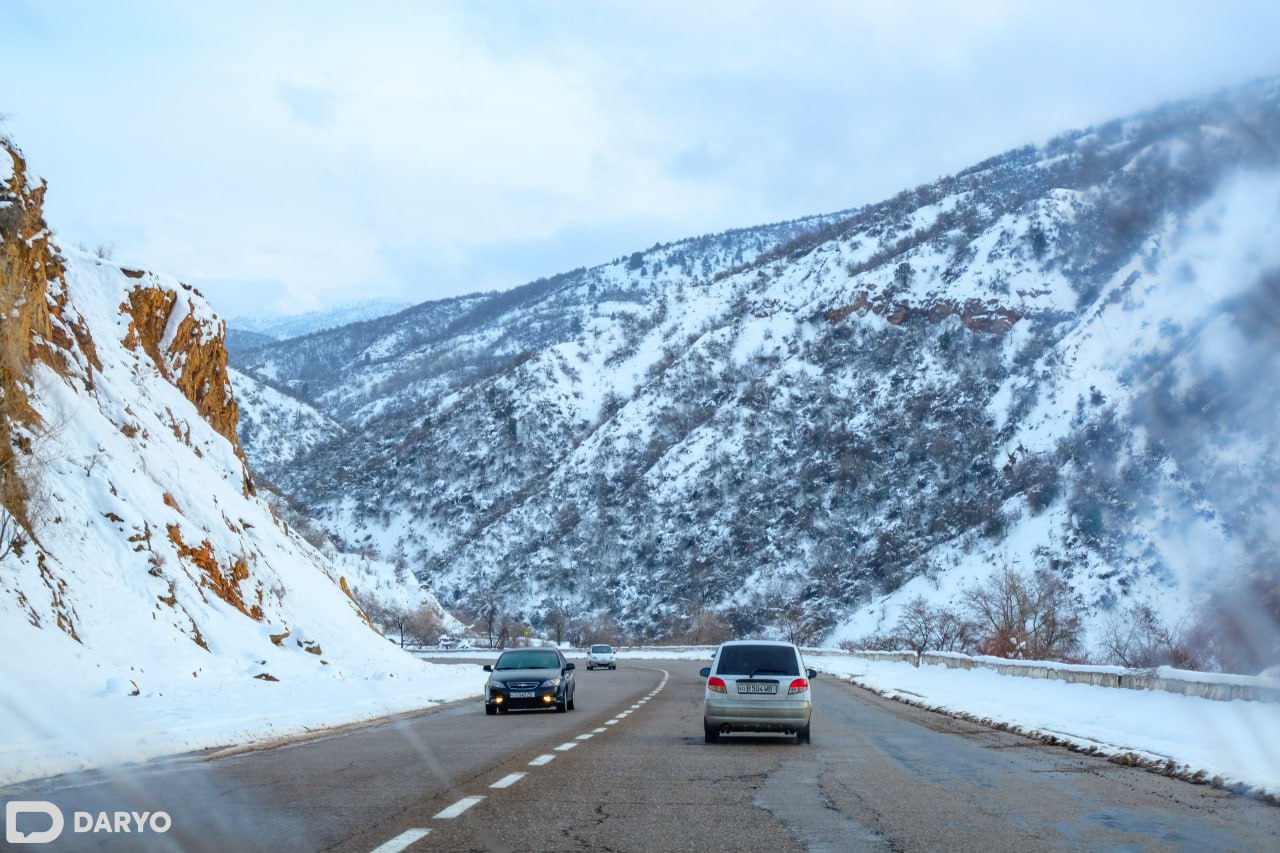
[5,658,1279,851]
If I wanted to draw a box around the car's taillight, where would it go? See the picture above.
[788,678,809,695]
[707,676,727,694]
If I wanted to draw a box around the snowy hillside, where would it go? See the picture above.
[232,80,1280,664]
[230,365,345,474]
[0,136,468,783]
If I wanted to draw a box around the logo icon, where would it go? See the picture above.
[5,801,64,844]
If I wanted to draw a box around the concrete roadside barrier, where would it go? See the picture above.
[833,649,1280,703]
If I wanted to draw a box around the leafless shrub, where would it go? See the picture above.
[963,566,1084,661]
[1100,604,1200,669]
[667,608,733,645]
[406,605,444,646]
[840,632,902,653]
[892,595,977,663]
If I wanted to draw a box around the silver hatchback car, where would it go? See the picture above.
[700,640,816,744]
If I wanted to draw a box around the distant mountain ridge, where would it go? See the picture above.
[230,78,1280,659]
[226,298,413,353]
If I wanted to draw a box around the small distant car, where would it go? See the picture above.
[437,635,457,649]
[700,640,815,744]
[586,644,617,670]
[483,648,576,714]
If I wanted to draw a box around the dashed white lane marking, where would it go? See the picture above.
[370,828,430,853]
[490,773,526,789]
[592,727,607,733]
[434,796,484,819]
[397,666,671,848]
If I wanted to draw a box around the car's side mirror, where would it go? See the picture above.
[564,662,576,671]
[699,667,711,678]
[483,664,493,672]
[807,668,817,679]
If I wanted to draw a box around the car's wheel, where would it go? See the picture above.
[567,691,576,711]
[485,704,497,716]
[498,705,509,714]
[704,722,720,744]
[556,696,568,713]
[796,722,811,744]
[611,664,616,670]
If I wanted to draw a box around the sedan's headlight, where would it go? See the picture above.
[539,677,561,688]
[488,680,505,689]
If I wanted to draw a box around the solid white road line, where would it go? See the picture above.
[434,796,485,819]
[370,828,430,853]
[490,773,526,789]
[529,754,555,766]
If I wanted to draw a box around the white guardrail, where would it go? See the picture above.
[821,649,1280,703]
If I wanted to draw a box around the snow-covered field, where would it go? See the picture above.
[815,655,1280,800]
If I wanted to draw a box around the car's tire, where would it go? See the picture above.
[611,664,616,670]
[796,722,811,744]
[485,704,497,716]
[567,691,576,711]
[704,722,720,744]
[556,696,568,713]
[498,705,509,714]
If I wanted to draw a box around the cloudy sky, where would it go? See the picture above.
[3,1,1278,319]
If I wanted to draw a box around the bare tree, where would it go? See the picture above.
[543,599,571,646]
[893,596,975,664]
[405,605,445,647]
[357,598,412,647]
[963,567,1082,661]
[685,609,733,646]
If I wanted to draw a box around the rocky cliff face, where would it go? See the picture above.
[120,275,249,486]
[0,135,426,692]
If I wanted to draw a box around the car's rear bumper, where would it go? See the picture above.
[703,697,811,731]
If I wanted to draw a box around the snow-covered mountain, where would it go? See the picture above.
[0,135,452,774]
[227,298,411,346]
[232,79,1280,664]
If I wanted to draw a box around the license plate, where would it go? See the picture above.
[509,691,535,698]
[736,682,777,695]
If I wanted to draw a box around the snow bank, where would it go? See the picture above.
[2,625,486,786]
[817,655,1280,799]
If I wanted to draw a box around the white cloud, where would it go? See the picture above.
[3,0,1278,317]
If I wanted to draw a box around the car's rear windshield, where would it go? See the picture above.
[590,645,613,653]
[495,650,561,670]
[714,645,800,676]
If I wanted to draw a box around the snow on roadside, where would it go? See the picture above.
[2,629,487,787]
[816,656,1280,799]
